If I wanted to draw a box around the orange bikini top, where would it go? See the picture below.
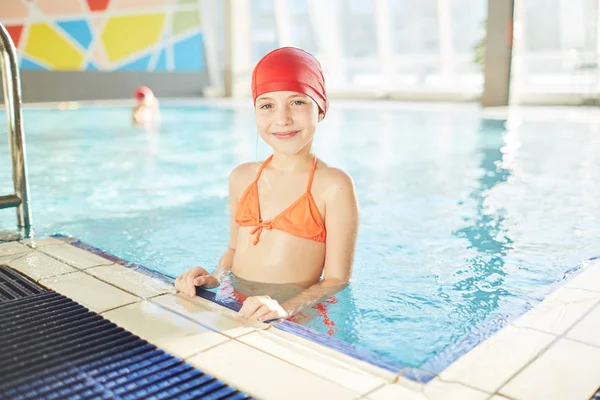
[235,155,326,245]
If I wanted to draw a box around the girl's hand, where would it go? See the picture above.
[175,266,220,297]
[238,295,289,322]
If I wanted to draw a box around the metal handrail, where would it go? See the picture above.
[0,23,32,237]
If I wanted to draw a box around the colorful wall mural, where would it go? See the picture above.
[0,0,205,72]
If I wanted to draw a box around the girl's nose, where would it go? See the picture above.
[273,107,292,125]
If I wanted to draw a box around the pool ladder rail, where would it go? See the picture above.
[0,23,32,238]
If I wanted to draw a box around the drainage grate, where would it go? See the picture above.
[0,265,47,303]
[0,265,253,400]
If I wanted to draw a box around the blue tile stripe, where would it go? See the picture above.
[274,320,406,374]
[417,314,511,376]
[52,234,175,287]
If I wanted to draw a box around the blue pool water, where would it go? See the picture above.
[1,102,599,369]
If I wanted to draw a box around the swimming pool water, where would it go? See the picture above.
[1,102,599,369]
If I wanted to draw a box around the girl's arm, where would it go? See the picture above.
[175,164,250,294]
[281,169,358,314]
[208,164,251,281]
[210,166,244,282]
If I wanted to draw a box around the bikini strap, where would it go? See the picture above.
[253,154,274,183]
[306,155,318,192]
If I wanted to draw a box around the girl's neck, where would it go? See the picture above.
[269,150,314,172]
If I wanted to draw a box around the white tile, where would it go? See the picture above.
[0,241,31,258]
[267,325,398,383]
[2,251,76,281]
[566,303,600,347]
[187,340,359,400]
[0,253,28,265]
[21,237,69,248]
[86,264,175,298]
[566,259,600,292]
[151,293,264,338]
[512,287,600,335]
[38,244,114,269]
[439,324,555,393]
[40,272,139,313]
[365,377,488,400]
[239,330,387,395]
[500,338,600,400]
[103,301,229,359]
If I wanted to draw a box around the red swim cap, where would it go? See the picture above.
[134,86,153,100]
[252,47,328,117]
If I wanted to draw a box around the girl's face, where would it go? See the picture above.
[255,91,323,156]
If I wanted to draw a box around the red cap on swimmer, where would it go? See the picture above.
[251,47,328,117]
[134,86,153,101]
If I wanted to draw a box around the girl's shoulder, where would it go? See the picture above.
[315,159,354,184]
[314,159,356,199]
[229,161,261,180]
[228,162,262,195]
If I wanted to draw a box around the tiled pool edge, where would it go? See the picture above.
[41,236,600,399]
[2,241,391,399]
[59,235,409,377]
[416,255,599,375]
[436,257,600,399]
[193,288,407,374]
[52,235,175,287]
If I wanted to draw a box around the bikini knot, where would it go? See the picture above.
[250,221,273,245]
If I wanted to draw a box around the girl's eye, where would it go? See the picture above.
[260,104,272,109]
[292,100,305,106]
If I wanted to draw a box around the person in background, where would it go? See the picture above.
[132,86,160,125]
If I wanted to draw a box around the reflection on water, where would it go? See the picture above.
[451,118,513,334]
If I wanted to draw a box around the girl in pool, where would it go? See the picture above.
[175,47,359,323]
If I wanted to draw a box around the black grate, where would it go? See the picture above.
[0,265,253,400]
[0,265,47,303]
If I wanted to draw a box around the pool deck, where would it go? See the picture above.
[1,237,599,400]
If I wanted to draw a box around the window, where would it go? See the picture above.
[251,0,278,63]
[514,0,598,96]
[242,0,489,95]
[391,0,439,55]
[289,0,318,55]
[339,0,378,58]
